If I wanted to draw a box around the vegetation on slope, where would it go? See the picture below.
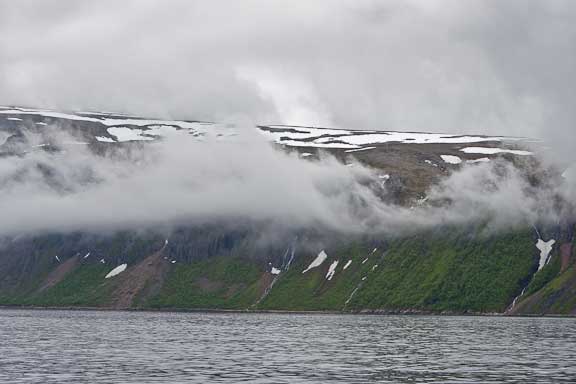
[0,228,552,314]
[146,257,263,309]
[260,229,535,313]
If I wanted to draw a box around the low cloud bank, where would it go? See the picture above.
[0,127,572,237]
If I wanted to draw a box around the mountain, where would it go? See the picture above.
[0,106,574,315]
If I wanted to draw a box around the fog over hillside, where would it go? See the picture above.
[0,116,571,237]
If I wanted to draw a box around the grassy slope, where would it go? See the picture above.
[258,243,378,311]
[352,232,534,312]
[0,230,540,314]
[146,257,263,310]
[0,263,114,307]
[260,230,535,313]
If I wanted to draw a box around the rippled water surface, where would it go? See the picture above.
[1,309,575,383]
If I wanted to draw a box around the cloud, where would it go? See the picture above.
[0,125,569,237]
[0,0,575,162]
[0,1,574,237]
[0,128,369,235]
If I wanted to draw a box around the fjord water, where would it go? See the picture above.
[1,309,574,383]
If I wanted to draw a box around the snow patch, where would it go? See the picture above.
[0,109,102,123]
[107,127,155,142]
[105,264,127,279]
[55,255,61,263]
[460,147,533,156]
[536,239,556,271]
[440,155,462,164]
[312,131,511,146]
[302,250,328,273]
[326,260,339,281]
[95,136,116,143]
[343,260,352,270]
[271,267,281,275]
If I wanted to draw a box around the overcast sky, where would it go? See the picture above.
[1,0,575,150]
[0,0,574,235]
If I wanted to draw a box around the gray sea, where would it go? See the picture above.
[0,309,575,383]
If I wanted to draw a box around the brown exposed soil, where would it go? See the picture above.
[38,256,79,292]
[224,284,243,299]
[257,272,275,298]
[195,277,223,293]
[111,250,170,309]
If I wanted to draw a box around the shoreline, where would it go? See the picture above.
[0,304,573,318]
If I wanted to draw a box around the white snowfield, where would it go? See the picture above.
[536,239,556,271]
[343,260,353,270]
[1,107,533,157]
[460,147,533,156]
[105,264,127,279]
[0,107,214,143]
[271,267,281,275]
[107,127,156,142]
[440,155,462,164]
[95,136,116,143]
[260,125,518,148]
[0,107,202,129]
[326,260,339,281]
[302,250,328,274]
